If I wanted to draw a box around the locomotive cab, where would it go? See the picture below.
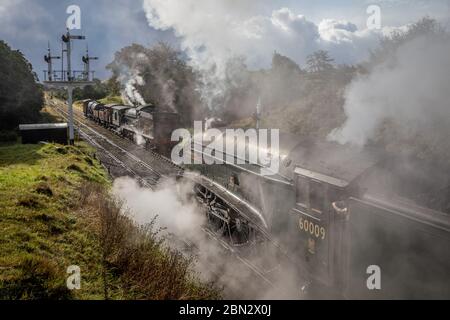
[287,141,379,297]
[290,168,350,295]
[111,105,130,127]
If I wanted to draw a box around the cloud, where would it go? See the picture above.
[0,0,50,42]
[142,0,410,109]
[0,0,178,80]
[142,0,406,70]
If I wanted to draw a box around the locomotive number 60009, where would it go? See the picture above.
[299,217,326,240]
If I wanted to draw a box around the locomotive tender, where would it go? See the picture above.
[82,99,450,299]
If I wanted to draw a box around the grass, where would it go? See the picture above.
[0,143,108,299]
[0,142,220,300]
[98,95,123,105]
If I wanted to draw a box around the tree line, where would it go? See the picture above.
[0,41,43,131]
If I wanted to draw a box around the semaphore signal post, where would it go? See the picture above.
[43,29,96,145]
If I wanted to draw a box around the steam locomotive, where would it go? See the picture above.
[82,99,450,299]
[82,99,179,157]
[182,130,450,299]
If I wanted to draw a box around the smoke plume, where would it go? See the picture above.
[112,176,303,299]
[329,35,450,158]
[113,177,203,240]
[121,72,147,106]
[110,50,148,106]
[142,0,403,109]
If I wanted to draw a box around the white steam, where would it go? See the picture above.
[112,177,203,240]
[121,73,147,106]
[329,35,450,146]
[142,0,403,108]
[117,52,148,106]
[112,176,302,299]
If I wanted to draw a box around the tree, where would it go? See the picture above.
[0,40,43,130]
[107,42,204,125]
[369,17,447,67]
[272,52,303,75]
[73,79,108,101]
[306,50,334,73]
[105,77,121,96]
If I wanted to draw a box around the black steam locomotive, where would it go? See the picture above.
[82,99,179,157]
[82,99,450,299]
[182,131,450,299]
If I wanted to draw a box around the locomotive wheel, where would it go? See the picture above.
[230,219,251,246]
[207,211,228,236]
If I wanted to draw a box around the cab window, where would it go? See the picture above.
[296,176,309,207]
[310,180,325,213]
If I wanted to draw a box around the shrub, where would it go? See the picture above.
[0,131,18,143]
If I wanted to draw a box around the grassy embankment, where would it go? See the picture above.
[0,142,220,300]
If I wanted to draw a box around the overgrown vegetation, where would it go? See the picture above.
[98,95,123,105]
[51,78,119,102]
[0,143,220,300]
[0,40,44,130]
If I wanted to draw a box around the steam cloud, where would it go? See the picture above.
[142,0,403,108]
[122,73,147,106]
[329,35,450,148]
[116,52,148,106]
[113,177,204,240]
[112,176,302,299]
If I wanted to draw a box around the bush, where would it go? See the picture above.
[78,182,221,300]
[0,131,18,143]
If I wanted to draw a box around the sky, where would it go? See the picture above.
[0,0,449,80]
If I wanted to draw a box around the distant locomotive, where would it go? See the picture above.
[83,99,179,157]
[82,99,450,299]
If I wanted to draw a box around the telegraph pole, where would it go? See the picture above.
[44,29,95,145]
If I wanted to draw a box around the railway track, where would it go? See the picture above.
[49,100,179,186]
[49,99,298,298]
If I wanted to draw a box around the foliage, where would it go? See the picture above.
[0,131,18,143]
[0,143,220,300]
[52,78,110,101]
[98,95,123,105]
[107,42,204,125]
[219,50,352,133]
[368,17,447,68]
[306,50,335,73]
[80,183,220,300]
[0,41,43,130]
